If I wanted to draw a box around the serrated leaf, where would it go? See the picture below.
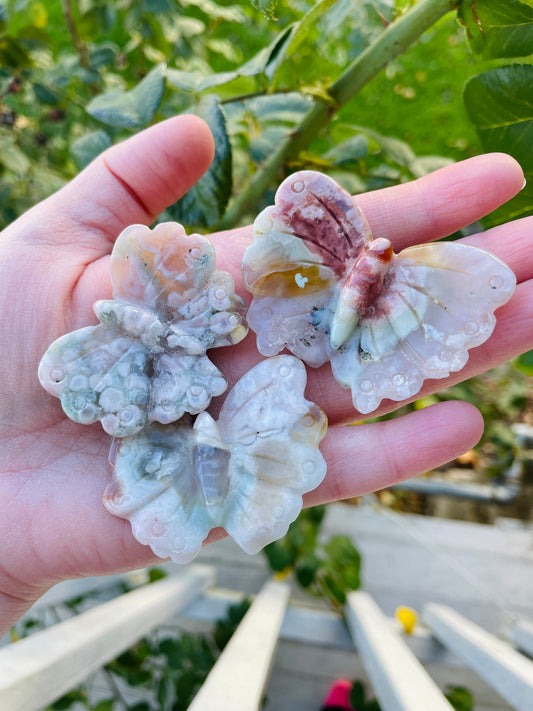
[459,0,533,58]
[464,64,533,223]
[70,130,112,170]
[87,64,166,128]
[166,26,294,93]
[464,65,533,171]
[167,97,232,228]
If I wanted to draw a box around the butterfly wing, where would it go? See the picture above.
[38,325,152,436]
[216,355,328,555]
[111,222,247,351]
[330,243,516,413]
[104,421,213,564]
[242,171,372,367]
[149,352,227,423]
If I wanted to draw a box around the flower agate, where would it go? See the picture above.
[39,222,248,436]
[241,171,516,414]
[104,355,327,563]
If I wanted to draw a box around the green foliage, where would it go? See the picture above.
[2,0,531,231]
[86,64,167,128]
[263,506,361,606]
[464,64,533,224]
[445,685,475,711]
[166,95,232,228]
[459,0,533,58]
[46,596,251,711]
[350,679,382,711]
[347,678,475,711]
[460,0,533,225]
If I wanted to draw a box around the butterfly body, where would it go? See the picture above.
[242,171,516,413]
[39,222,247,436]
[104,356,327,563]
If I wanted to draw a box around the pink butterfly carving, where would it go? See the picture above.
[242,171,516,414]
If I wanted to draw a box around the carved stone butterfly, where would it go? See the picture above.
[39,222,248,436]
[242,171,516,414]
[104,356,327,563]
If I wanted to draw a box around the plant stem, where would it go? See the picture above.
[218,0,459,229]
[62,0,89,68]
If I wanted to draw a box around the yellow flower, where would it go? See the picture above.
[395,606,418,635]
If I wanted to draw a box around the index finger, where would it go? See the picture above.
[356,152,525,250]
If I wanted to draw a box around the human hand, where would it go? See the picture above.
[0,115,530,633]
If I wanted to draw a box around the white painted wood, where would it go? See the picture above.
[0,566,214,711]
[514,618,533,658]
[188,579,290,711]
[321,503,533,633]
[425,603,533,711]
[346,591,454,711]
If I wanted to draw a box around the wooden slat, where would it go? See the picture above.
[188,579,290,711]
[0,566,215,711]
[425,603,533,711]
[513,618,533,659]
[346,591,454,711]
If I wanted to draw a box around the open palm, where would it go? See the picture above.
[1,115,531,634]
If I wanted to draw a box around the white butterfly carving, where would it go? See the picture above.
[38,222,248,436]
[103,356,327,563]
[241,171,516,414]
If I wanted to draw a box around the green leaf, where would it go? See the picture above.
[159,638,183,669]
[158,676,170,708]
[87,64,166,128]
[48,689,86,710]
[355,125,416,167]
[464,64,533,223]
[33,82,60,105]
[515,349,533,375]
[180,0,247,23]
[324,134,369,165]
[93,701,115,711]
[324,536,361,590]
[459,0,533,58]
[283,0,339,60]
[350,680,367,708]
[322,572,347,604]
[167,97,232,228]
[445,685,474,711]
[0,134,30,174]
[464,65,533,172]
[262,541,293,572]
[295,552,321,588]
[250,0,279,20]
[166,26,294,93]
[70,130,112,170]
[148,566,167,583]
